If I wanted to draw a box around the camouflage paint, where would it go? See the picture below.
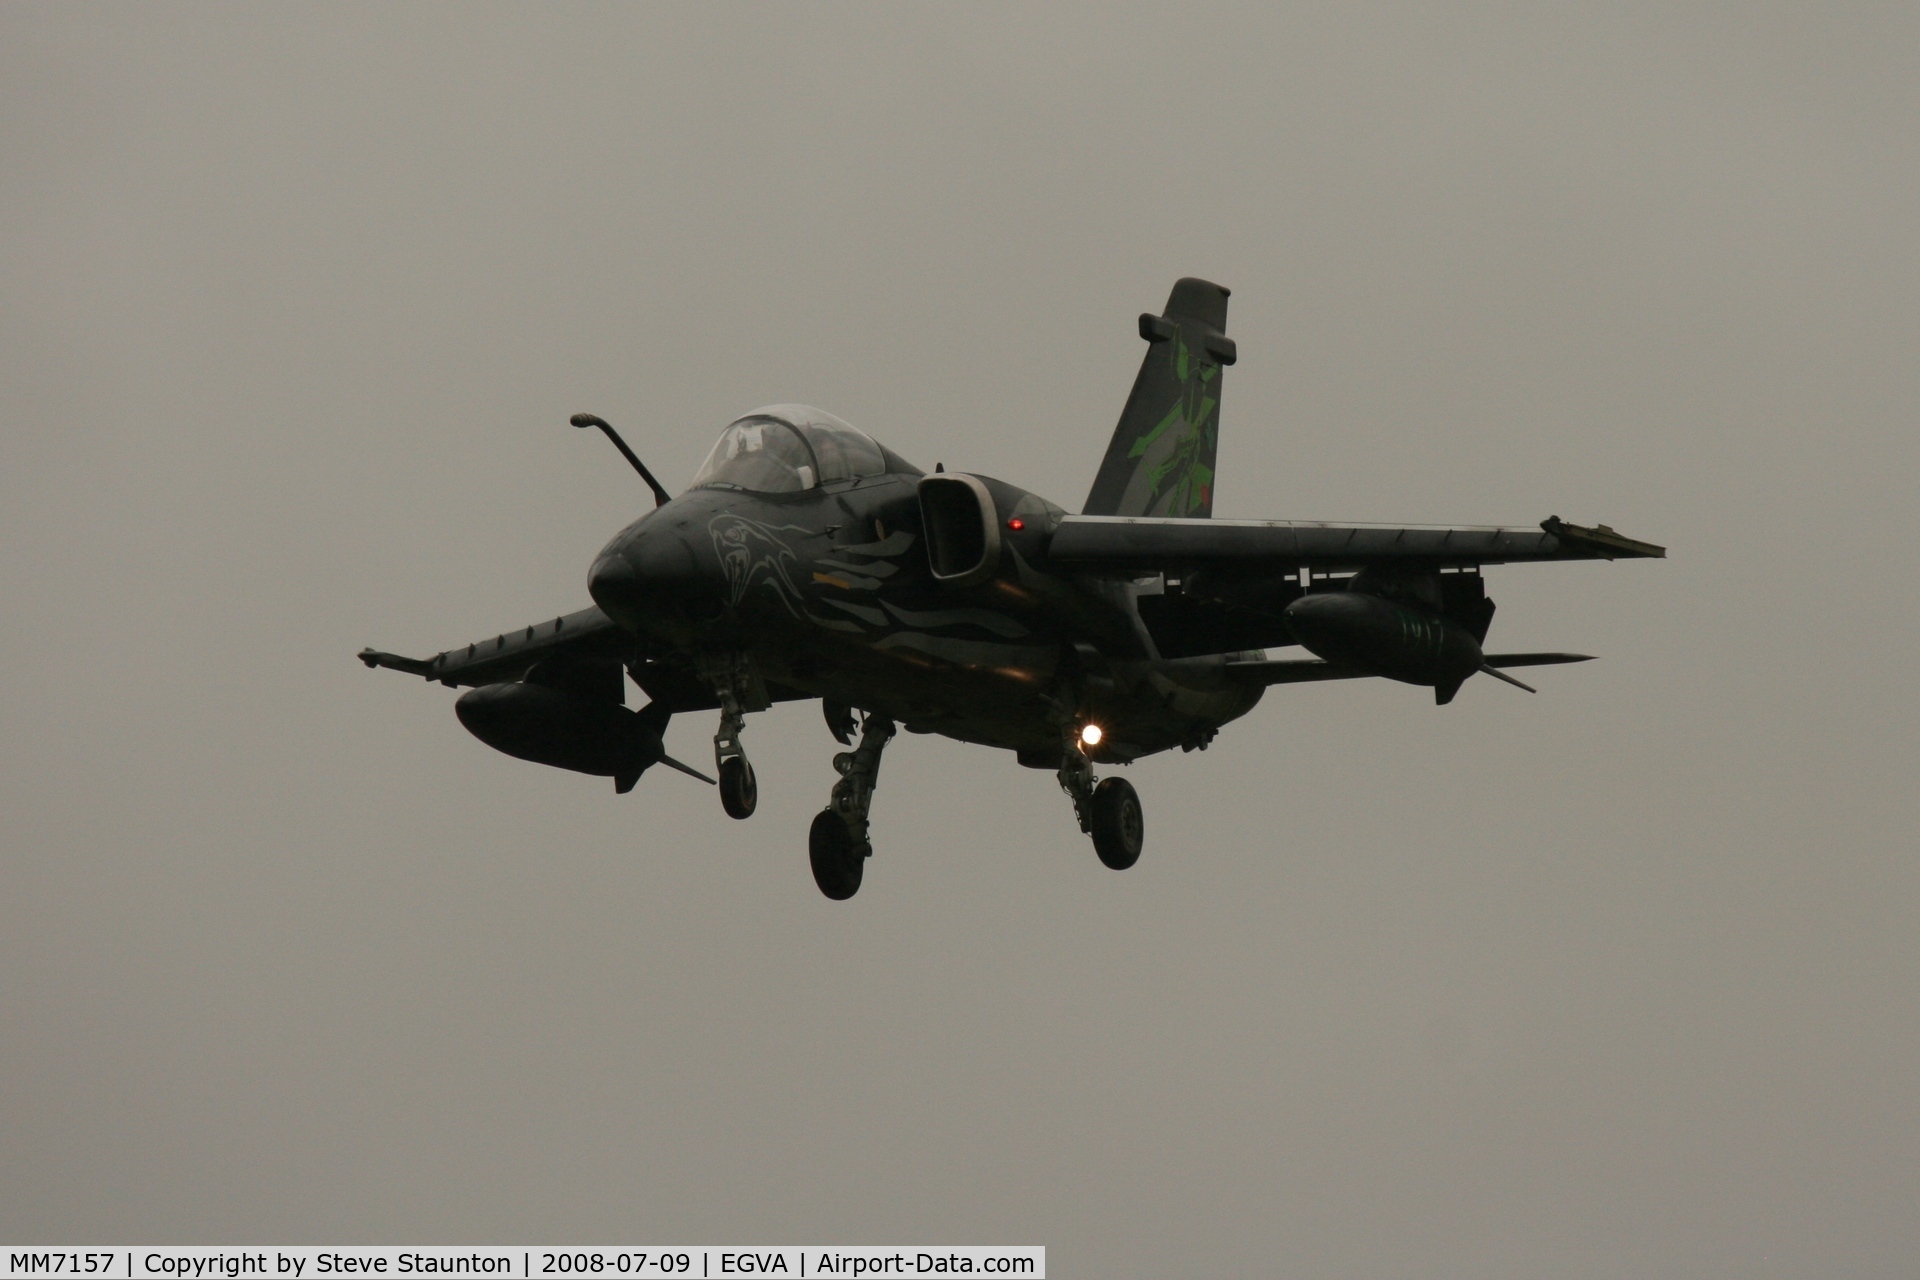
[1082,277,1232,520]
[1118,333,1218,518]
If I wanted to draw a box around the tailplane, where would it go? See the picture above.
[1083,277,1235,518]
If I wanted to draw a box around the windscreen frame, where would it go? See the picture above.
[688,416,824,494]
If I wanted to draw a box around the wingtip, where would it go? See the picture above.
[1540,515,1667,560]
[358,647,439,678]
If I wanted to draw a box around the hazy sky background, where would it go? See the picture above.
[4,4,1917,1275]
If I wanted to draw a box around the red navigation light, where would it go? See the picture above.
[1006,517,1025,531]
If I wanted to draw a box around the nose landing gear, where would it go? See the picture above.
[718,753,757,820]
[810,711,895,899]
[714,693,757,819]
[704,655,767,820]
[1058,731,1144,870]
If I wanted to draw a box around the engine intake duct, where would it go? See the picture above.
[918,473,1002,587]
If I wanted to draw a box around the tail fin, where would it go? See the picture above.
[1083,278,1235,518]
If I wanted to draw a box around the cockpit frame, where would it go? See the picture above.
[689,405,894,495]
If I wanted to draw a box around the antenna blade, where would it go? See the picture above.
[1479,663,1536,693]
[659,753,717,785]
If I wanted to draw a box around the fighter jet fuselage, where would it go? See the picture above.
[362,280,1663,899]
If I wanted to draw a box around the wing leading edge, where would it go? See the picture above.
[1047,514,1664,573]
[360,605,631,688]
[358,604,809,713]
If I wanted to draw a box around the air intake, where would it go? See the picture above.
[917,474,1001,587]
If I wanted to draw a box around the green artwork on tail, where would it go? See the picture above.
[1083,278,1232,520]
[1124,334,1218,517]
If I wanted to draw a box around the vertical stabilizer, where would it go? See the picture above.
[1083,278,1235,518]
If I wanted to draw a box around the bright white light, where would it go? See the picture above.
[1080,724,1103,746]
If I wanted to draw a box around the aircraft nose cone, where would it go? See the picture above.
[588,550,646,627]
[588,531,709,632]
[588,550,638,611]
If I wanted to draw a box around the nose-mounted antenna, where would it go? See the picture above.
[571,413,672,508]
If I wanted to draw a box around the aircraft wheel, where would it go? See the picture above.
[1089,776,1143,870]
[809,809,864,900]
[719,757,757,820]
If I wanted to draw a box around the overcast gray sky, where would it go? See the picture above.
[4,4,1918,1275]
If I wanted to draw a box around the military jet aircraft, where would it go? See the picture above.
[362,278,1662,899]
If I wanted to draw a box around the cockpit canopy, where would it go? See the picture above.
[690,405,892,494]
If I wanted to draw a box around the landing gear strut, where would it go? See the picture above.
[1058,731,1143,870]
[704,655,763,820]
[810,711,895,899]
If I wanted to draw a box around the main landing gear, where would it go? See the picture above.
[810,711,896,900]
[1058,732,1144,870]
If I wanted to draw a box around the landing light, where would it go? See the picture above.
[1080,724,1103,746]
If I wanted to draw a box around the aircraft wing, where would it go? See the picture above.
[1047,514,1664,574]
[359,605,637,688]
[357,604,808,712]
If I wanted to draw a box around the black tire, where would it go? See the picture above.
[1089,776,1143,870]
[719,757,757,819]
[809,809,864,900]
